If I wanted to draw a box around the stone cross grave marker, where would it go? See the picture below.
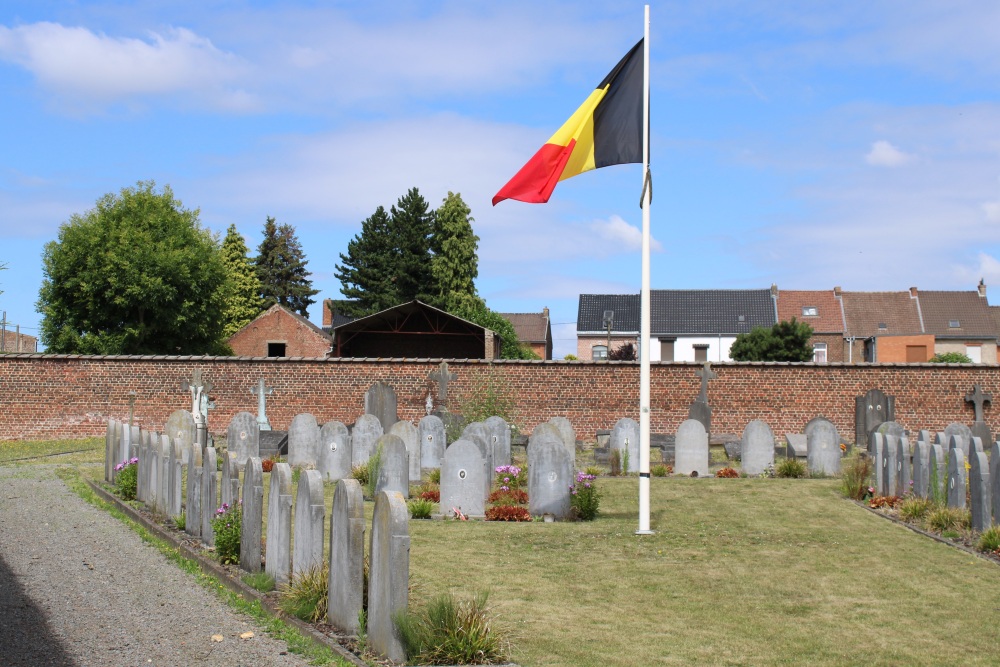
[428,361,457,410]
[249,378,274,431]
[180,369,213,447]
[965,384,994,446]
[695,361,717,403]
[329,479,365,634]
[265,463,293,586]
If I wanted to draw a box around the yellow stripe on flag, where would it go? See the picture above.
[544,87,608,181]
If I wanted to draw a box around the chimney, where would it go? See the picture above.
[834,286,842,297]
[542,306,549,319]
[770,283,778,298]
[909,286,918,298]
[323,299,333,327]
[978,278,987,298]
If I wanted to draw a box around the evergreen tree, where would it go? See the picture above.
[430,191,483,312]
[730,318,814,362]
[334,206,399,316]
[388,187,436,303]
[254,216,319,318]
[219,224,264,338]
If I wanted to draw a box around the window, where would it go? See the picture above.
[966,345,982,363]
[659,339,675,361]
[948,319,961,328]
[592,345,608,360]
[267,342,287,357]
[812,342,827,362]
[693,344,709,363]
[802,306,818,317]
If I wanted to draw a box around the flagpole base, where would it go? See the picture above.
[634,529,655,535]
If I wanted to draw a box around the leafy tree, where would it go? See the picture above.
[455,302,540,360]
[929,351,973,363]
[430,192,483,312]
[36,181,229,355]
[255,216,318,317]
[219,224,264,338]
[334,206,399,316]
[730,318,814,362]
[608,342,637,361]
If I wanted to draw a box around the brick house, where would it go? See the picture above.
[0,330,38,353]
[227,304,332,357]
[917,284,998,363]
[774,287,845,362]
[499,308,553,359]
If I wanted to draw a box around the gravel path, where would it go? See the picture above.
[0,465,315,667]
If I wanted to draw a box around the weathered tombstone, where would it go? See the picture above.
[250,378,274,431]
[365,381,398,430]
[969,451,991,532]
[227,411,259,469]
[548,417,577,460]
[427,361,457,414]
[185,445,203,539]
[484,416,512,468]
[883,434,898,497]
[158,435,171,516]
[528,423,573,518]
[912,439,930,499]
[265,463,293,586]
[440,439,487,518]
[221,452,239,508]
[944,423,973,458]
[105,419,117,482]
[165,409,196,464]
[610,417,640,474]
[741,420,775,476]
[328,479,365,633]
[374,435,409,498]
[293,470,326,579]
[875,421,905,440]
[806,417,841,476]
[785,433,807,459]
[201,447,219,546]
[389,421,421,483]
[688,362,717,441]
[240,457,264,572]
[971,436,985,454]
[368,491,409,664]
[351,413,383,468]
[418,414,446,471]
[168,437,183,519]
[872,433,885,493]
[136,429,148,502]
[991,442,1000,526]
[855,388,895,452]
[929,444,946,501]
[318,421,352,482]
[288,413,321,468]
[674,419,709,477]
[947,448,967,509]
[895,436,911,497]
[462,422,494,482]
[965,384,994,447]
[148,438,161,513]
[118,424,132,475]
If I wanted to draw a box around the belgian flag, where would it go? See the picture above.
[493,39,645,206]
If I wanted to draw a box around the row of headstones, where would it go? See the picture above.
[871,430,1000,532]
[673,417,843,477]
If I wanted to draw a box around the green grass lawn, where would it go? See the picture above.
[23,440,1000,666]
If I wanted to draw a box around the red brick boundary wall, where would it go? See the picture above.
[1,354,996,443]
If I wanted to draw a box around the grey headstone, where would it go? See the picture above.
[929,444,946,501]
[135,428,147,503]
[168,438,183,519]
[484,416,512,468]
[318,421,352,482]
[221,452,240,508]
[971,422,993,450]
[165,409,196,464]
[548,416,577,459]
[969,451,991,532]
[288,413,321,468]
[855,389,894,451]
[912,439,930,499]
[948,433,969,460]
[610,418,640,474]
[895,436,911,497]
[185,445,203,539]
[872,434,884,495]
[741,420,775,476]
[293,470,325,579]
[462,422,494,482]
[364,381,398,430]
[105,419,117,482]
[687,401,712,443]
[785,433,807,459]
[201,447,219,546]
[991,442,1000,527]
[265,463,293,586]
[389,421,421,483]
[875,420,905,440]
[240,457,264,573]
[374,435,409,498]
[528,424,573,518]
[806,417,840,476]
[227,411,260,468]
[118,425,132,474]
[328,479,365,634]
[149,438,161,513]
[440,439,487,518]
[947,448,967,509]
[130,425,141,461]
[158,435,171,516]
[944,423,973,458]
[368,490,409,664]
[418,415,446,471]
[883,434,898,496]
[674,419,709,477]
[971,436,985,454]
[351,413,383,468]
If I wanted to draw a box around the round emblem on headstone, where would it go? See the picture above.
[458,469,467,480]
[330,443,337,452]
[548,471,557,482]
[177,430,184,438]
[883,459,888,469]
[876,405,882,411]
[492,435,498,442]
[240,431,247,440]
[950,478,955,489]
[427,435,433,441]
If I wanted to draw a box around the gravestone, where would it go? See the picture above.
[288,413,321,468]
[135,428,147,502]
[971,436,985,454]
[130,425,141,461]
[912,439,930,499]
[805,417,840,476]
[249,378,274,431]
[965,384,994,447]
[418,414,446,471]
[947,448,967,509]
[221,452,240,508]
[485,416,512,468]
[895,436,911,497]
[185,445,203,539]
[181,369,214,448]
[168,438,183,519]
[855,388,895,452]
[389,421,421,483]
[201,447,219,547]
[440,439,487,518]
[883,434,898,497]
[991,442,1000,527]
[365,381,398,430]
[944,423,973,458]
[149,439,161,514]
[741,420,775,476]
[293,470,326,579]
[674,419,709,477]
[610,417,640,474]
[227,411,259,469]
[240,457,264,573]
[462,422,494,480]
[688,362,717,440]
[427,361,457,414]
[785,433,807,459]
[528,424,573,519]
[318,421,352,482]
[374,435,409,498]
[105,419,117,482]
[328,479,365,634]
[969,451,991,532]
[165,409,196,464]
[872,434,884,495]
[929,444,946,501]
[265,463,293,586]
[875,421,905,440]
[158,436,171,516]
[368,491,410,664]
[351,413,383,467]
[259,430,288,459]
[548,417,577,460]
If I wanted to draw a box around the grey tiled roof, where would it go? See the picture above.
[577,294,640,333]
[578,290,776,335]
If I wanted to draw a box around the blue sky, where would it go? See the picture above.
[2,1,1000,358]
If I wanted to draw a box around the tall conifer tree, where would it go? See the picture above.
[254,216,318,317]
[219,224,264,337]
[430,191,483,312]
[334,206,399,316]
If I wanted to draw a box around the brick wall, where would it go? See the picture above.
[1,354,997,444]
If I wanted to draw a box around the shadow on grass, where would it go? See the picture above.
[0,552,76,666]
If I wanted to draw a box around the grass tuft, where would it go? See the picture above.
[279,563,329,623]
[394,591,510,665]
[775,458,808,478]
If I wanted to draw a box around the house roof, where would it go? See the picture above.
[841,291,922,338]
[499,312,550,343]
[578,289,776,335]
[775,289,844,333]
[917,290,997,338]
[234,303,332,342]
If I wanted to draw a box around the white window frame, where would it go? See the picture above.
[802,306,818,317]
[812,342,827,363]
[592,345,608,360]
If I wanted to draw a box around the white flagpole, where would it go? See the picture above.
[637,4,653,535]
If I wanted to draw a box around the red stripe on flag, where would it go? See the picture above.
[492,140,577,206]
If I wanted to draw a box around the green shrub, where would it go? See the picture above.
[366,443,384,499]
[211,502,242,565]
[584,465,602,477]
[408,498,434,519]
[926,506,970,533]
[291,467,301,484]
[569,472,600,521]
[243,571,276,592]
[350,462,370,487]
[394,591,510,665]
[428,468,441,485]
[839,451,872,500]
[113,457,139,501]
[279,563,329,623]
[609,449,623,477]
[651,464,669,477]
[898,496,933,522]
[775,458,807,478]
[174,511,186,531]
[929,351,973,363]
[978,526,1000,553]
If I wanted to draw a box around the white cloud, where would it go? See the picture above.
[953,252,1000,288]
[865,140,913,167]
[588,215,662,252]
[982,200,1000,222]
